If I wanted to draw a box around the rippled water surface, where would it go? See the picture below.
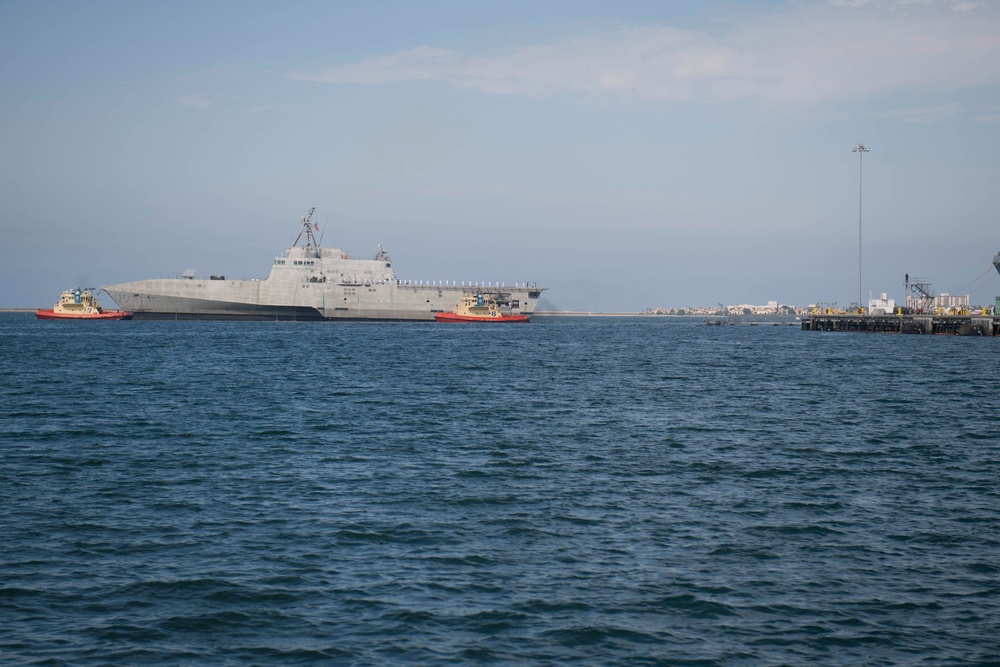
[2,313,998,665]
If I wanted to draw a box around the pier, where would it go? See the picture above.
[803,313,1000,336]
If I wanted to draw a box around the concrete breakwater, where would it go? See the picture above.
[803,313,1000,336]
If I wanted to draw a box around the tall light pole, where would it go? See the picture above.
[853,143,870,313]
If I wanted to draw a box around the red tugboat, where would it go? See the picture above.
[435,292,530,323]
[36,288,132,320]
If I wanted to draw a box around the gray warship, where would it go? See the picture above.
[103,209,545,321]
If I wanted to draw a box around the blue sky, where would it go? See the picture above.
[2,0,998,311]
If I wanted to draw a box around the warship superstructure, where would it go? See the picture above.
[103,209,545,321]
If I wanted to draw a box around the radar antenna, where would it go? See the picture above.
[291,207,320,255]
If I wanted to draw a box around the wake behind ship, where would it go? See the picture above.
[103,209,545,321]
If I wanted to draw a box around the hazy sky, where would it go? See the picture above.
[2,0,999,311]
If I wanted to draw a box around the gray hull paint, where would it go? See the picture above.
[103,218,544,321]
[105,281,542,322]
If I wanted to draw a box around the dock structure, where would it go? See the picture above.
[803,313,1000,336]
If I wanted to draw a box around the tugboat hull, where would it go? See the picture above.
[435,312,529,323]
[36,288,132,320]
[35,309,132,320]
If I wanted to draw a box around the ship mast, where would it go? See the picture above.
[291,207,320,256]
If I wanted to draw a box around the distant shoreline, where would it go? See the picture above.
[534,311,645,317]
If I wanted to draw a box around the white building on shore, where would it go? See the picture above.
[904,292,969,310]
[726,300,796,315]
[868,293,896,314]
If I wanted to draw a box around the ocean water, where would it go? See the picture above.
[2,313,998,666]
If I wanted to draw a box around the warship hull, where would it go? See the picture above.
[103,210,544,322]
[104,280,543,322]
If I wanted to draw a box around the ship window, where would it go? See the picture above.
[529,291,541,299]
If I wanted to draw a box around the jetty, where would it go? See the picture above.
[803,251,1000,336]
[802,312,1000,336]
